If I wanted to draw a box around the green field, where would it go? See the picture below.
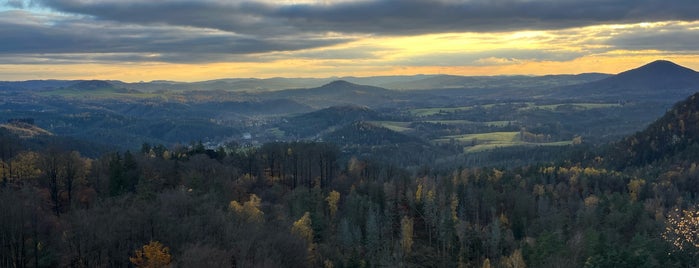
[409,102,621,116]
[434,131,572,152]
[409,107,473,117]
[370,120,514,131]
[367,121,413,132]
[409,104,503,116]
[423,120,513,127]
[519,102,622,111]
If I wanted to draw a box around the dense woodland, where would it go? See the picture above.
[2,94,699,267]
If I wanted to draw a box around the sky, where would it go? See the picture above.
[1,0,699,82]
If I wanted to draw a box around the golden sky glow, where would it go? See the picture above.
[2,1,699,81]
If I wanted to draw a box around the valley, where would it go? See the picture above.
[2,60,699,267]
[1,60,690,165]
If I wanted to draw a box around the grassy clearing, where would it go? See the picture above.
[266,128,286,138]
[434,131,571,152]
[422,120,513,127]
[423,120,477,125]
[408,104,503,117]
[409,106,473,117]
[368,120,515,133]
[367,121,413,132]
[519,103,622,111]
[409,102,620,117]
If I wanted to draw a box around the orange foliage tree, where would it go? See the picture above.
[130,240,172,268]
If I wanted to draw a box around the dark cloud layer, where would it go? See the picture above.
[605,24,699,52]
[35,0,699,35]
[0,9,348,63]
[2,0,699,64]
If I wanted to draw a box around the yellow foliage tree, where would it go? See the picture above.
[326,190,340,220]
[11,151,41,181]
[229,194,264,223]
[130,240,172,268]
[292,212,316,265]
[663,206,699,252]
[482,258,492,268]
[415,183,423,203]
[627,178,646,202]
[400,216,414,254]
[500,249,527,268]
[292,212,314,245]
[450,194,459,222]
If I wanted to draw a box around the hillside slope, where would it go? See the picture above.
[608,92,699,167]
[279,105,381,138]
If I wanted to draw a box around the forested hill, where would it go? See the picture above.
[608,92,699,167]
[280,105,381,138]
[553,60,699,102]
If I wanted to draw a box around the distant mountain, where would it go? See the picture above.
[69,80,115,90]
[382,73,611,91]
[608,92,699,167]
[553,60,699,102]
[0,80,76,91]
[265,80,400,108]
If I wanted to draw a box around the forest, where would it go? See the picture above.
[2,93,699,267]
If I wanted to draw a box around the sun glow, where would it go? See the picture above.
[1,16,699,81]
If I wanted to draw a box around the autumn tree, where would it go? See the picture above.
[229,194,264,223]
[130,240,172,268]
[400,216,414,255]
[292,211,316,265]
[292,212,314,245]
[10,151,41,182]
[326,190,340,220]
[663,205,699,254]
[500,249,526,268]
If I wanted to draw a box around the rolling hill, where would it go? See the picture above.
[279,105,381,138]
[553,60,699,102]
[263,80,401,108]
[323,121,423,146]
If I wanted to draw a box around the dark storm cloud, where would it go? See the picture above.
[0,10,348,62]
[5,0,699,64]
[605,24,699,52]
[34,0,699,35]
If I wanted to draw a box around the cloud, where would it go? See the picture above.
[474,57,522,66]
[0,10,349,63]
[604,22,699,52]
[34,0,699,35]
[4,0,699,67]
[395,49,586,66]
[3,0,25,8]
